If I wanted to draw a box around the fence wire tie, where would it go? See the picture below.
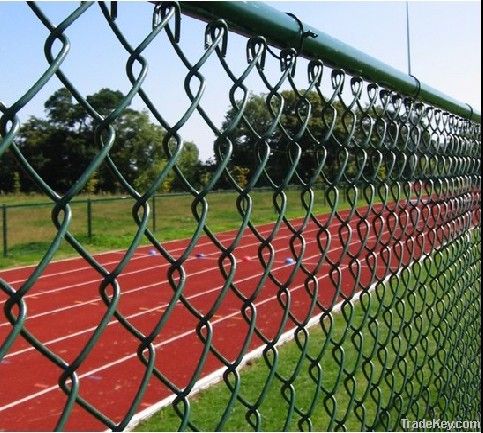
[265,12,318,68]
[286,12,318,55]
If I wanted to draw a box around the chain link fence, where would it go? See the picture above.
[0,2,480,431]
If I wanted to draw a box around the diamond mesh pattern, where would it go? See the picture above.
[0,2,480,431]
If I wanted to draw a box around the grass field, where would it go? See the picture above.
[1,188,352,269]
[134,230,481,431]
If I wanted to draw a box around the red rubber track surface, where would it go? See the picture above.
[0,198,477,431]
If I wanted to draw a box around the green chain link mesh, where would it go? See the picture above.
[0,2,480,431]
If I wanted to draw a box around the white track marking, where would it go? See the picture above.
[1,227,383,332]
[0,204,459,423]
[127,225,470,433]
[0,246,392,414]
[7,224,322,297]
[1,214,371,311]
[0,233,329,328]
[2,223,433,419]
[0,215,316,274]
[2,204,367,293]
[10,203,386,296]
[0,215,428,415]
[1,217,321,285]
[1,226,443,418]
[123,255,411,432]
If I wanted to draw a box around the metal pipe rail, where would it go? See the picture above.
[181,1,481,123]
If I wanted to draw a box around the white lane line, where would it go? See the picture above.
[0,232,330,328]
[11,224,323,299]
[3,212,369,304]
[2,204,364,291]
[0,213,366,308]
[1,218,317,285]
[0,224,435,415]
[1,227,382,335]
[123,250,414,432]
[4,223,405,361]
[0,245,392,414]
[126,224,472,432]
[0,214,318,275]
[0,214,457,418]
[1,217,414,329]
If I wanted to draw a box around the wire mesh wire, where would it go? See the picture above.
[0,2,480,431]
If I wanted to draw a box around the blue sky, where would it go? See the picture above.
[0,1,480,160]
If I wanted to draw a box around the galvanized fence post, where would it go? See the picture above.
[87,198,92,238]
[2,204,7,257]
[152,195,156,233]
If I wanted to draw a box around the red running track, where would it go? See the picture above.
[0,199,476,431]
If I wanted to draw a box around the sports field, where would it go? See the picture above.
[1,193,478,431]
[0,1,480,431]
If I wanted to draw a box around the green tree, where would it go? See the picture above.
[133,159,174,192]
[231,165,250,188]
[44,87,84,129]
[8,87,202,194]
[134,140,202,192]
[87,88,124,118]
[84,173,99,195]
[0,151,17,193]
[16,115,97,192]
[170,141,201,191]
[97,108,167,192]
[12,172,21,194]
[219,90,370,188]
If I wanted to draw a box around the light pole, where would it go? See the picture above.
[406,1,412,75]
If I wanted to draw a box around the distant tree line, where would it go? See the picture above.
[215,90,399,189]
[1,87,407,195]
[0,88,206,194]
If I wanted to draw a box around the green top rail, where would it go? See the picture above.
[181,1,481,123]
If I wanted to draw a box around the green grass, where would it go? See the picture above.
[134,231,481,431]
[1,189,355,269]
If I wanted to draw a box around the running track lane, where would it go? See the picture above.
[0,199,477,431]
